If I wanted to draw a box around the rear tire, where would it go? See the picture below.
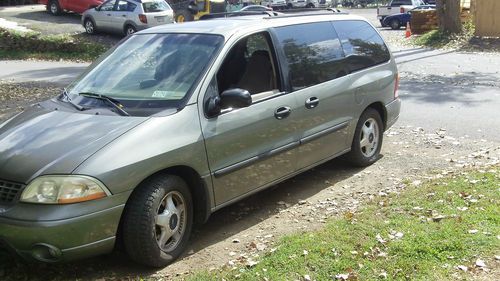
[84,18,96,35]
[175,9,194,22]
[390,19,401,30]
[48,0,62,16]
[344,108,383,167]
[124,25,136,36]
[306,3,315,8]
[122,175,193,267]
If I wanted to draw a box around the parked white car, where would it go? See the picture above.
[82,0,174,36]
[377,0,424,26]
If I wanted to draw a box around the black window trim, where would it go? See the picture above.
[332,19,391,75]
[202,29,288,119]
[270,19,392,94]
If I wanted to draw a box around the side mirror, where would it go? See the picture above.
[205,88,252,117]
[220,88,252,109]
[95,5,101,11]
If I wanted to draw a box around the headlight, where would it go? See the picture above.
[21,176,111,204]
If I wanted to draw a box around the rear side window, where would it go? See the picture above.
[142,0,171,12]
[332,20,390,73]
[274,22,347,91]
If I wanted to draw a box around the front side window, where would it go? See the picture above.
[216,32,280,98]
[274,22,346,91]
[332,20,390,73]
[68,33,223,116]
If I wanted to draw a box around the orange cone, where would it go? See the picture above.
[405,22,412,38]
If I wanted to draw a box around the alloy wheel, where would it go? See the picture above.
[359,117,379,158]
[155,191,187,252]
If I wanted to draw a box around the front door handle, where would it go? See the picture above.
[122,14,127,17]
[274,106,291,120]
[305,97,319,109]
[107,13,111,16]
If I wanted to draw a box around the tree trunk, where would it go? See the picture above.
[437,0,462,34]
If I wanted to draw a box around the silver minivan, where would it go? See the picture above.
[0,12,400,267]
[82,0,174,35]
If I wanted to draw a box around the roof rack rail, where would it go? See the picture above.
[280,8,344,14]
[199,11,276,20]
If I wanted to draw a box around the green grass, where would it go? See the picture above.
[0,28,108,61]
[190,167,500,280]
[414,21,476,49]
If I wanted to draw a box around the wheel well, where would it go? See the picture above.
[366,102,387,130]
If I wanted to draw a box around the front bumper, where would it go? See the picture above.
[385,98,401,130]
[0,203,124,262]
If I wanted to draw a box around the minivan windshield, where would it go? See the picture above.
[67,33,223,116]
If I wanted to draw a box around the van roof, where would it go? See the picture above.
[139,13,368,39]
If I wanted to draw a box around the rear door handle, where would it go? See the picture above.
[107,13,111,16]
[122,14,127,17]
[305,97,319,109]
[274,106,291,120]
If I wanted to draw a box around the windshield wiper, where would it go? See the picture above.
[59,88,85,111]
[78,92,130,116]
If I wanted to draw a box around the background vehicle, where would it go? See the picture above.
[169,0,226,22]
[82,0,174,35]
[260,0,287,10]
[39,0,103,15]
[239,4,273,12]
[341,0,373,8]
[377,0,424,26]
[286,0,318,9]
[382,4,435,30]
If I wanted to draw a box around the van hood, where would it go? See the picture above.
[0,104,146,184]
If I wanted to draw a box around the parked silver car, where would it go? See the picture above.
[82,0,174,35]
[0,12,400,267]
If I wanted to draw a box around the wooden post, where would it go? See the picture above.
[437,0,462,34]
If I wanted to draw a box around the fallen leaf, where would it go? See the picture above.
[475,259,486,268]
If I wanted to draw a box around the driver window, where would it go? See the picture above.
[101,0,116,11]
[216,32,280,101]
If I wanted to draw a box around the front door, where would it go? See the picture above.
[94,0,116,31]
[200,31,299,206]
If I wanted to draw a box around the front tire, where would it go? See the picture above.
[122,175,193,267]
[48,0,62,16]
[345,108,383,167]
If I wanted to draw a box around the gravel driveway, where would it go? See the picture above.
[1,7,499,281]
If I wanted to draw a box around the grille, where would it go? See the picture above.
[0,179,24,203]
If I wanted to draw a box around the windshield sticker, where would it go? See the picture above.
[152,91,184,99]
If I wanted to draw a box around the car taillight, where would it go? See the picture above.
[139,14,147,24]
[394,73,400,98]
[400,7,404,13]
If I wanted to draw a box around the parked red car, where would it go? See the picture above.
[39,0,103,15]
